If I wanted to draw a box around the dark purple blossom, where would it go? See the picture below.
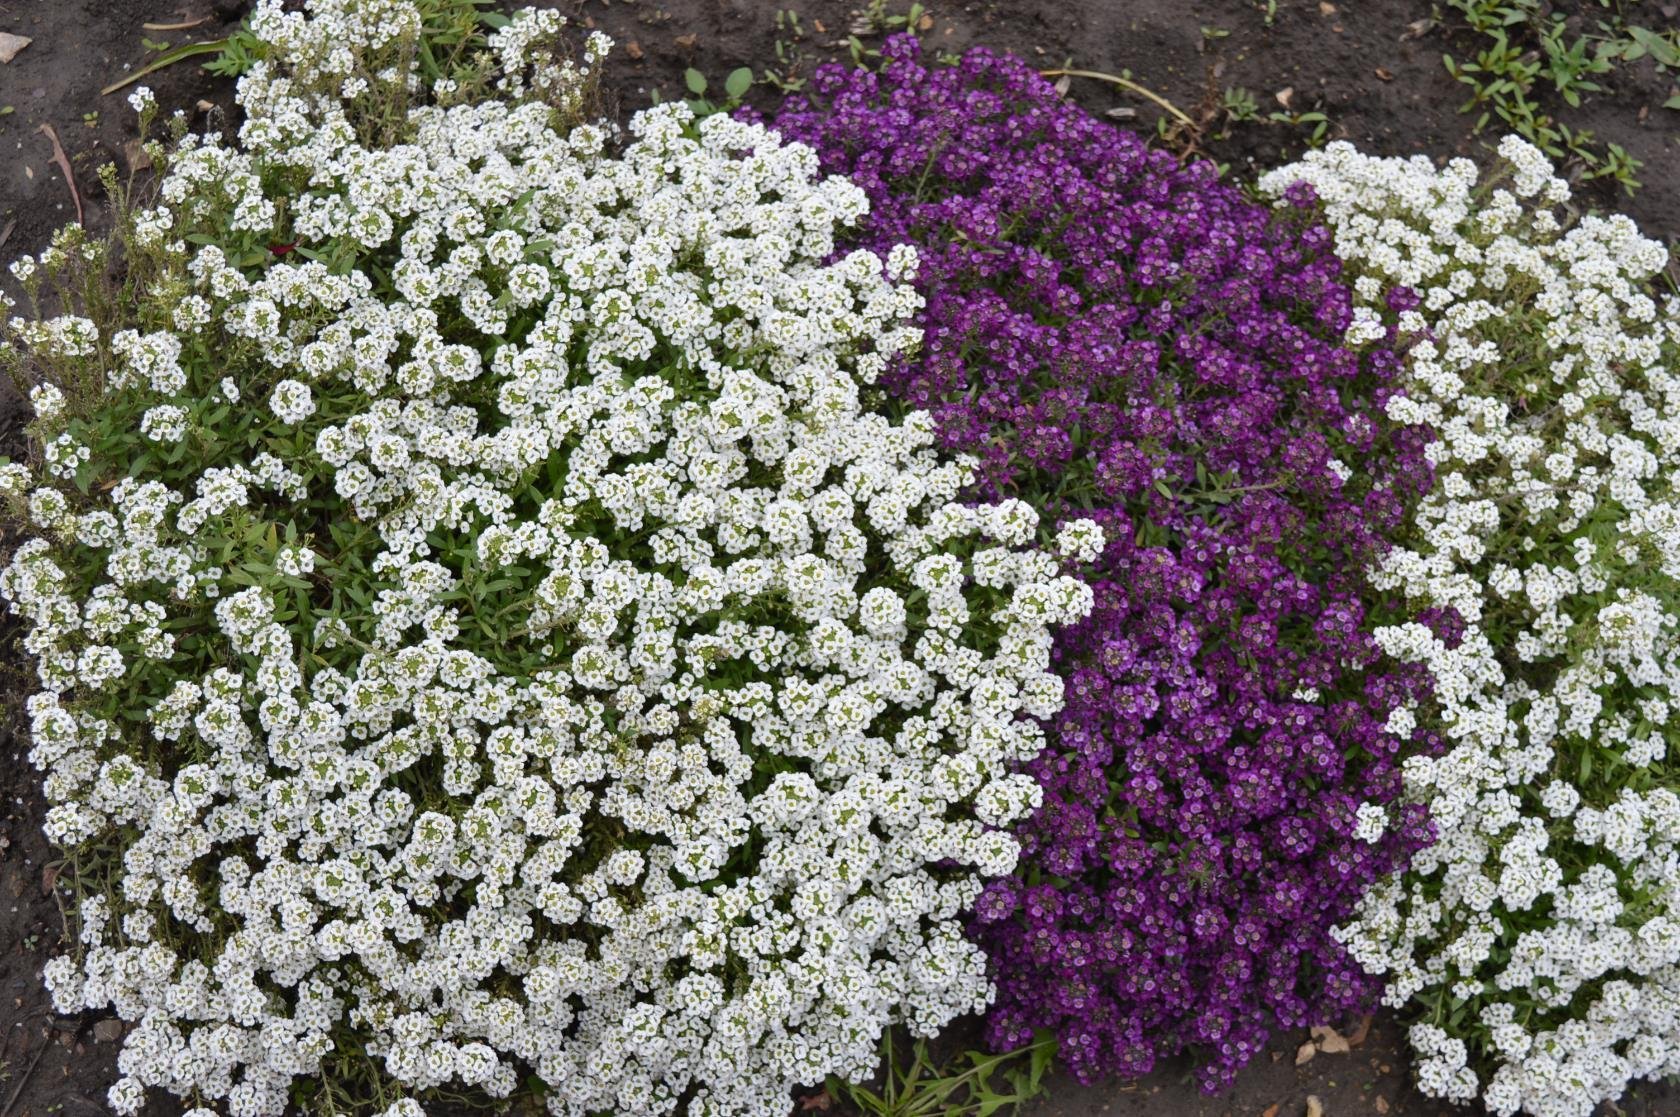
[760,38,1443,1093]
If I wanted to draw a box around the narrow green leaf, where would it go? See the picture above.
[100,39,229,95]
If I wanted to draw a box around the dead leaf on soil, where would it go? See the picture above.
[1318,1,1337,14]
[93,1018,125,1043]
[797,1090,832,1112]
[1401,17,1434,40]
[1374,67,1395,81]
[1305,1096,1325,1117]
[1105,106,1137,120]
[122,138,152,172]
[1275,87,1295,109]
[674,33,697,50]
[916,12,933,30]
[1053,73,1071,96]
[41,862,59,896]
[1374,1098,1390,1115]
[142,16,211,31]
[625,40,644,60]
[0,32,31,63]
[1262,1105,1281,1117]
[1347,1015,1374,1048]
[1311,1025,1351,1055]
[38,122,83,226]
[1295,1040,1317,1066]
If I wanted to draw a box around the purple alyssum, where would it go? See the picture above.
[759,39,1441,1091]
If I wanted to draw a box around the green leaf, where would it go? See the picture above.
[1627,26,1680,68]
[100,38,230,96]
[724,66,754,99]
[684,68,708,95]
[480,10,511,29]
[1665,93,1680,110]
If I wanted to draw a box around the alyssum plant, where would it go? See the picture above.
[0,2,1098,1115]
[1261,138,1680,1117]
[761,38,1437,1093]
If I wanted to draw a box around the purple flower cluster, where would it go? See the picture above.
[761,40,1440,1091]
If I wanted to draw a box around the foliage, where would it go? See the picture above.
[833,1031,1056,1117]
[1438,0,1656,194]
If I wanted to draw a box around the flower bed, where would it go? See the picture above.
[6,2,1680,1114]
[0,5,1097,1115]
[761,37,1439,1091]
[1260,139,1680,1117]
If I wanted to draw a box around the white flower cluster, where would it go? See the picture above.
[1261,139,1680,1117]
[0,4,1096,1115]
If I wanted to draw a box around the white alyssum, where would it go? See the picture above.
[0,4,1097,1116]
[1261,139,1680,1117]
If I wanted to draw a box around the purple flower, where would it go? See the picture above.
[759,38,1438,1093]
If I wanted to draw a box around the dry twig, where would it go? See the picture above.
[37,123,84,226]
[0,1038,50,1117]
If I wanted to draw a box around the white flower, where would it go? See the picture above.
[270,379,315,425]
[140,405,189,444]
[1354,803,1388,844]
[0,6,1096,1115]
[1053,517,1105,563]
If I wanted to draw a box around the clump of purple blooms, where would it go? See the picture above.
[760,39,1441,1091]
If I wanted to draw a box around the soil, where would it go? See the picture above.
[0,0,1676,1115]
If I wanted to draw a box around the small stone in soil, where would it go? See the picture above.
[0,33,32,63]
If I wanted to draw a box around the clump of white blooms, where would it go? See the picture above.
[0,3,1096,1115]
[1261,139,1680,1117]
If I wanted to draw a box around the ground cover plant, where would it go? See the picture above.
[759,37,1441,1094]
[1260,138,1680,1117]
[0,2,1101,1114]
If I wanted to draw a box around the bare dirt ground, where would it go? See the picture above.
[0,1,1677,1115]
